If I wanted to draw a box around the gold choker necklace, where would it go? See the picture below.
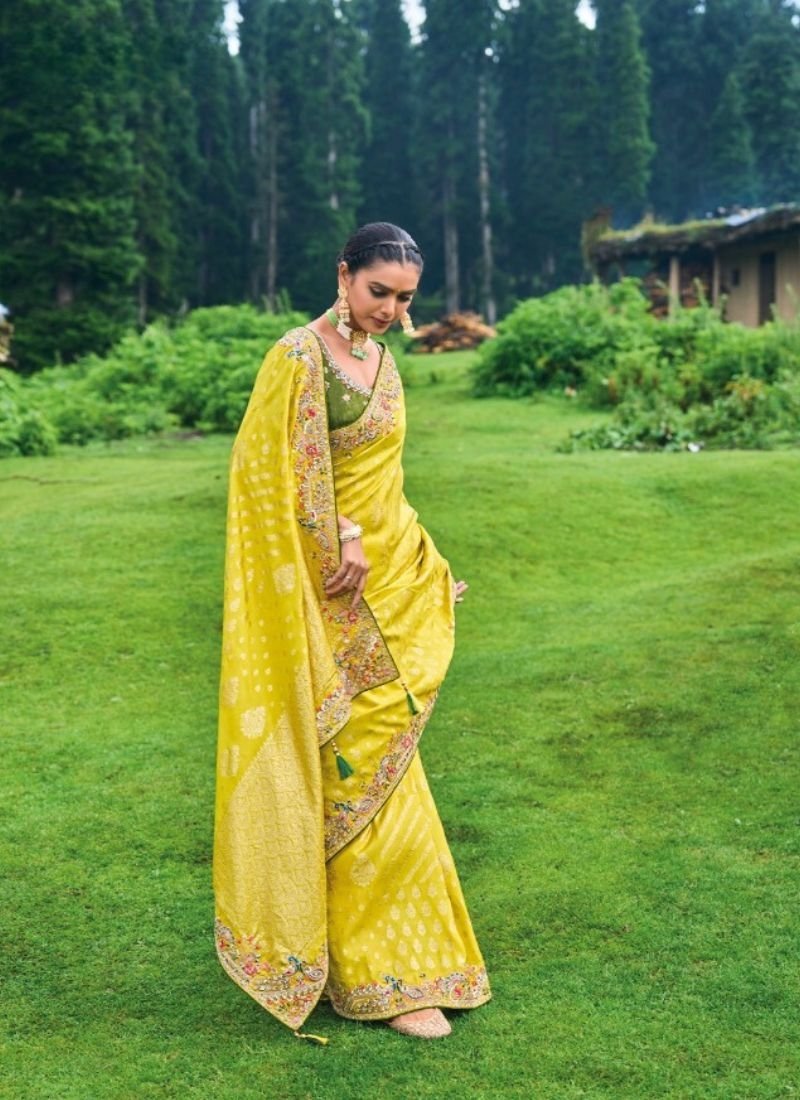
[325,307,370,360]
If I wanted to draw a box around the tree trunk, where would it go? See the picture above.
[265,93,278,309]
[442,127,460,314]
[328,127,339,211]
[248,101,262,302]
[137,271,148,328]
[197,122,212,303]
[56,277,74,308]
[477,70,496,324]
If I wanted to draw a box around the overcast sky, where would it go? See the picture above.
[223,1,596,54]
[403,1,595,34]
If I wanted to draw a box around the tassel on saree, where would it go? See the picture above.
[331,740,355,779]
[293,1030,330,1046]
[402,680,420,715]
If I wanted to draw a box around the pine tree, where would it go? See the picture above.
[695,0,762,213]
[499,0,595,295]
[595,0,654,225]
[153,0,205,309]
[188,0,248,305]
[417,0,497,314]
[698,0,760,110]
[707,72,758,210]
[289,0,367,307]
[238,0,277,303]
[635,0,703,221]
[240,0,366,311]
[739,0,800,206]
[122,0,182,321]
[357,0,417,232]
[0,0,140,371]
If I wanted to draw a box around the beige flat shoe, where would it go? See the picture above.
[386,1007,452,1039]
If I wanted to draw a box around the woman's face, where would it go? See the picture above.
[340,259,420,335]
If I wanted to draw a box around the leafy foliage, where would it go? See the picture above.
[6,0,800,373]
[0,370,59,457]
[595,0,655,221]
[472,278,800,450]
[2,306,307,455]
[472,279,654,397]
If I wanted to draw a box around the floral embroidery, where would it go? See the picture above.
[315,684,351,746]
[215,919,327,1030]
[324,690,439,860]
[316,332,374,397]
[280,328,399,741]
[329,349,403,455]
[326,965,491,1020]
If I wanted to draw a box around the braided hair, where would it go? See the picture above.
[338,222,424,274]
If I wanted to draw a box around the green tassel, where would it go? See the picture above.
[334,748,355,779]
[404,684,420,716]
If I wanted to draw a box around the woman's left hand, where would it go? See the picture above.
[452,579,468,605]
[325,538,370,610]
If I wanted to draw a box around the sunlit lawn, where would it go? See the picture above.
[2,352,799,1098]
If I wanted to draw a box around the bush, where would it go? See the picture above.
[562,371,800,453]
[472,279,654,399]
[474,279,800,451]
[0,306,308,456]
[0,369,58,456]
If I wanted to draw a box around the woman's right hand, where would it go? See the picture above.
[325,538,370,610]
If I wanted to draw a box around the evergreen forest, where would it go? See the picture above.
[3,0,800,371]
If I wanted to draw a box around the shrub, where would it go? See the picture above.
[472,279,655,399]
[562,371,800,452]
[0,369,58,456]
[0,306,307,456]
[473,278,800,451]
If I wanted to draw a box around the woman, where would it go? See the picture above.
[213,222,491,1042]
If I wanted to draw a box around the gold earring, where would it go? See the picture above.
[337,286,350,325]
[401,311,415,336]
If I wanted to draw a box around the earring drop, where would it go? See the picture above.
[401,311,415,336]
[325,289,370,360]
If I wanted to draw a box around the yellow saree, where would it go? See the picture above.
[213,327,491,1033]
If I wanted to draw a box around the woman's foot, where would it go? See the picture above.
[386,1007,452,1038]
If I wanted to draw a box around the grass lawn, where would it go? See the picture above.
[1,351,799,1099]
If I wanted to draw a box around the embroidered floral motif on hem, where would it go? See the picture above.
[324,690,439,860]
[283,328,399,720]
[326,966,492,1020]
[215,919,328,1030]
[315,683,350,746]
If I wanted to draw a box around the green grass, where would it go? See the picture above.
[2,352,799,1099]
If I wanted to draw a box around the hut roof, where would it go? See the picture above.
[589,204,800,265]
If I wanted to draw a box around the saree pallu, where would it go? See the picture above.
[213,327,490,1032]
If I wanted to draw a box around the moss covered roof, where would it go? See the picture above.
[589,204,800,265]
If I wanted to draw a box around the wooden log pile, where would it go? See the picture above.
[642,263,712,318]
[0,317,13,364]
[410,311,496,352]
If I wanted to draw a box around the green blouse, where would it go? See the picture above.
[312,331,384,430]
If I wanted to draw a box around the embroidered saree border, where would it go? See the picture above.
[326,964,492,1021]
[325,692,439,861]
[285,328,400,743]
[214,920,328,1030]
